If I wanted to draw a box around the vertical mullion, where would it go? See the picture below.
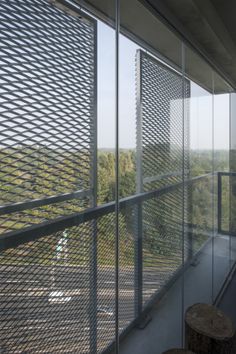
[115,0,120,353]
[212,73,215,303]
[229,94,232,265]
[181,42,185,347]
[135,50,143,318]
[217,172,222,233]
[89,21,98,354]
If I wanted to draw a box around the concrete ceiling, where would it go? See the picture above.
[211,0,236,45]
[146,0,236,91]
[75,0,235,92]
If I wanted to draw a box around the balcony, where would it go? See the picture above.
[0,171,235,353]
[0,0,236,354]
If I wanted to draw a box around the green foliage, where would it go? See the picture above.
[97,150,136,204]
[0,146,231,266]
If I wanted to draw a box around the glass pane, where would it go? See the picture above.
[2,1,235,354]
[0,1,117,353]
[82,2,118,353]
[184,45,214,312]
[118,34,139,334]
[230,93,236,265]
[119,1,185,351]
[213,84,230,301]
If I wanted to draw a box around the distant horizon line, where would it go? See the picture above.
[98,147,230,151]
[0,145,230,151]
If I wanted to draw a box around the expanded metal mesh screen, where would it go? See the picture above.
[142,190,183,303]
[0,223,95,353]
[0,0,97,234]
[0,0,103,353]
[138,51,190,189]
[118,206,136,333]
[0,2,222,352]
[0,208,137,353]
[0,216,102,353]
[136,50,190,305]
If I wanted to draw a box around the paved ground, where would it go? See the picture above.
[0,262,173,353]
[0,264,115,353]
[0,257,180,354]
[219,269,236,326]
[0,233,218,354]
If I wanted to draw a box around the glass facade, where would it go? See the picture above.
[0,0,234,353]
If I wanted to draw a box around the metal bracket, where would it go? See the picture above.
[136,314,152,329]
[190,257,200,267]
[49,0,89,23]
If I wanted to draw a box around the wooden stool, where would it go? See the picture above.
[185,303,235,354]
[163,349,195,354]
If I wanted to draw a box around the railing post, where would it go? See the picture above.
[89,219,97,353]
[135,202,143,317]
[217,172,222,234]
[187,182,193,261]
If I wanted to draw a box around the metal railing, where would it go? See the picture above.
[0,1,232,352]
[0,173,212,252]
[0,171,220,353]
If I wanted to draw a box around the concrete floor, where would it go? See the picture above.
[117,234,236,354]
[219,270,236,326]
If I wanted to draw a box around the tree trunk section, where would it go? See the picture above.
[185,303,235,354]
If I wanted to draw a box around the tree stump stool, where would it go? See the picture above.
[163,349,196,354]
[185,303,235,354]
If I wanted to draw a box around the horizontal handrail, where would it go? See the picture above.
[0,172,213,251]
[218,171,236,177]
[0,189,92,216]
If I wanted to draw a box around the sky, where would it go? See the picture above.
[97,21,230,150]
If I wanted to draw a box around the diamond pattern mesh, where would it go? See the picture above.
[136,51,190,305]
[118,206,135,332]
[0,0,97,233]
[142,189,183,303]
[0,224,94,353]
[140,53,188,187]
[97,207,136,349]
[0,209,137,353]
[0,1,221,351]
[0,0,103,353]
